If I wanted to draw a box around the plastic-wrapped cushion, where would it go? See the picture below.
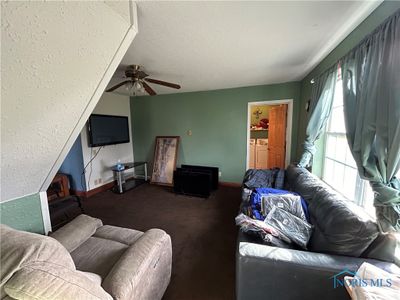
[235,214,292,248]
[249,188,309,221]
[261,194,306,221]
[265,206,313,249]
[308,188,379,257]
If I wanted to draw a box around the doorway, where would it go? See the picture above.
[246,99,293,170]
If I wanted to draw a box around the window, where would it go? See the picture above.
[322,75,376,217]
[321,69,400,219]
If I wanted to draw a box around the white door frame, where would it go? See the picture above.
[246,99,293,170]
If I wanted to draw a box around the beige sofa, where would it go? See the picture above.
[0,214,172,300]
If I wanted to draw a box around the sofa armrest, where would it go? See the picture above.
[362,233,400,266]
[236,241,400,300]
[102,229,172,300]
[50,214,102,252]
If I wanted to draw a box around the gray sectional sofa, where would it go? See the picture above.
[236,165,400,300]
[1,214,172,300]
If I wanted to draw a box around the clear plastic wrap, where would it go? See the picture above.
[261,194,306,221]
[235,213,291,247]
[259,232,290,248]
[242,188,253,203]
[265,206,313,249]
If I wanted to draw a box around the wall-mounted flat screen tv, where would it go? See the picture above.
[88,114,130,147]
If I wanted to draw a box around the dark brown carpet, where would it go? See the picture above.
[82,183,241,300]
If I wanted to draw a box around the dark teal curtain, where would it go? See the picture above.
[298,66,337,168]
[340,10,400,232]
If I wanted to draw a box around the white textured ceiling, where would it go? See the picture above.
[108,1,381,96]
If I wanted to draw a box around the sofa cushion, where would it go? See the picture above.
[286,164,329,204]
[51,214,103,252]
[4,262,112,300]
[0,224,75,299]
[308,188,379,257]
[286,165,380,257]
[77,271,103,285]
[94,225,143,246]
[71,237,128,279]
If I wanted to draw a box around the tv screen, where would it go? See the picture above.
[88,114,130,147]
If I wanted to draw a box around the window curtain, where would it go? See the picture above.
[340,10,400,232]
[298,66,338,168]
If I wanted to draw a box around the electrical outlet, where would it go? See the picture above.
[98,178,102,184]
[219,171,222,177]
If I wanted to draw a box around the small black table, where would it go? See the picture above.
[112,162,148,194]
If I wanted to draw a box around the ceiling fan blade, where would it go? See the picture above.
[145,78,181,89]
[142,81,157,96]
[106,80,131,92]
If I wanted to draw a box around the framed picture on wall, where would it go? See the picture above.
[151,136,180,186]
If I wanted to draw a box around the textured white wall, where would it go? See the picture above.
[81,93,134,190]
[1,1,137,201]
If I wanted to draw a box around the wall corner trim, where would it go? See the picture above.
[39,191,52,235]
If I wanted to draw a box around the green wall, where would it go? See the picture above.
[131,82,301,183]
[0,193,45,234]
[297,1,400,177]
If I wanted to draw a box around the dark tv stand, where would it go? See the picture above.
[112,162,148,194]
[173,165,219,198]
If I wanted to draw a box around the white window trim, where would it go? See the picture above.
[320,76,375,216]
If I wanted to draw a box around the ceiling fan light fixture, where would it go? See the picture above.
[133,80,144,91]
[106,65,180,95]
[123,80,144,96]
[125,81,134,92]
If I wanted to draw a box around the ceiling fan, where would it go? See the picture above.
[106,65,181,96]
